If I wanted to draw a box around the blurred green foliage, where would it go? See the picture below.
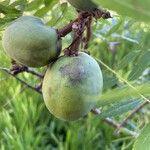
[0,0,150,149]
[133,122,150,150]
[94,0,150,22]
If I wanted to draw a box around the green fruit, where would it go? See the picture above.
[67,0,98,11]
[42,52,103,121]
[2,16,61,67]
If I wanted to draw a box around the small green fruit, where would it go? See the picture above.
[67,0,98,11]
[2,16,61,67]
[42,52,103,121]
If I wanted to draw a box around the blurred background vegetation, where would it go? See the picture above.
[0,0,150,149]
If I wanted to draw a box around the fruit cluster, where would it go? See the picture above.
[2,0,107,121]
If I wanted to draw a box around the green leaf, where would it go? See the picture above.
[96,57,150,106]
[0,4,21,14]
[46,3,68,26]
[44,0,53,7]
[128,50,150,80]
[60,2,68,12]
[103,73,118,90]
[0,17,15,26]
[99,99,141,118]
[0,0,10,5]
[93,0,150,22]
[34,0,58,17]
[10,0,27,8]
[34,6,50,17]
[105,19,123,37]
[98,83,150,106]
[25,0,43,11]
[0,14,20,28]
[133,122,150,150]
[117,50,140,70]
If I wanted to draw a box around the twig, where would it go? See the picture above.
[91,108,138,137]
[1,68,42,94]
[35,81,43,91]
[64,12,91,56]
[114,101,149,134]
[10,61,44,78]
[84,15,93,49]
[103,117,119,128]
[91,108,101,114]
[104,118,138,137]
[92,9,112,19]
[26,68,44,78]
[57,19,77,38]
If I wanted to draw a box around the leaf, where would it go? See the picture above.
[9,0,25,7]
[117,50,140,70]
[34,0,58,17]
[97,83,150,106]
[105,19,123,37]
[34,6,50,17]
[0,4,21,14]
[0,0,10,5]
[93,0,150,22]
[103,73,118,90]
[60,2,68,12]
[128,50,150,80]
[133,122,150,150]
[99,99,141,118]
[25,0,43,11]
[44,0,53,7]
[96,57,150,107]
[46,2,68,26]
[0,15,19,28]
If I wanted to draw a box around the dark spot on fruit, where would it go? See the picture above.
[48,87,51,96]
[59,63,85,85]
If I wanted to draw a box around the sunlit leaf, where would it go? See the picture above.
[133,122,150,150]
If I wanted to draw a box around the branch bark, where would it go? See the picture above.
[103,118,138,137]
[114,101,149,134]
[10,61,44,78]
[91,108,138,137]
[1,67,42,94]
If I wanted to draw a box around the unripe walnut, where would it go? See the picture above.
[2,16,61,67]
[42,52,103,121]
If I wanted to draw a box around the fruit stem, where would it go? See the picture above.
[64,31,82,56]
[57,9,111,56]
[84,15,93,49]
[64,12,90,56]
[57,8,111,38]
[57,19,78,38]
